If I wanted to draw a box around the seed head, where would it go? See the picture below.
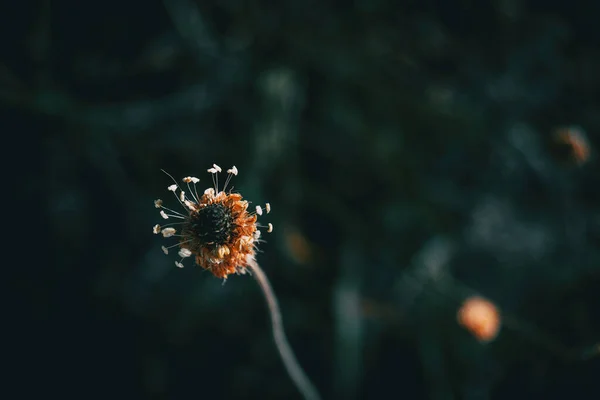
[153,164,272,279]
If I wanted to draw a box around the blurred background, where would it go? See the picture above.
[6,0,600,399]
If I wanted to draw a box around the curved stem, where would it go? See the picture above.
[247,257,321,400]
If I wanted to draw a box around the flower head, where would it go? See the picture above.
[153,164,272,279]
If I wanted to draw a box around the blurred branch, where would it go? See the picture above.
[0,82,223,133]
[333,238,364,399]
[163,0,219,64]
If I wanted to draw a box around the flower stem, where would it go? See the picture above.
[247,257,321,400]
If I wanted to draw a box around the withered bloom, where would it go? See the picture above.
[153,164,272,279]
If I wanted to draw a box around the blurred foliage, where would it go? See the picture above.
[6,0,600,399]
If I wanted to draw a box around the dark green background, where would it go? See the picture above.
[6,0,599,399]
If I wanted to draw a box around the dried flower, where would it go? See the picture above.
[457,296,501,342]
[153,164,272,279]
[152,167,320,400]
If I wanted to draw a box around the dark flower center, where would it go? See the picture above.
[190,203,235,246]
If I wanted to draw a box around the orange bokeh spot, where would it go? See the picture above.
[555,127,591,166]
[284,227,313,265]
[457,296,501,342]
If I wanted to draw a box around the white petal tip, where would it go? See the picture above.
[178,248,192,258]
[162,227,176,237]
